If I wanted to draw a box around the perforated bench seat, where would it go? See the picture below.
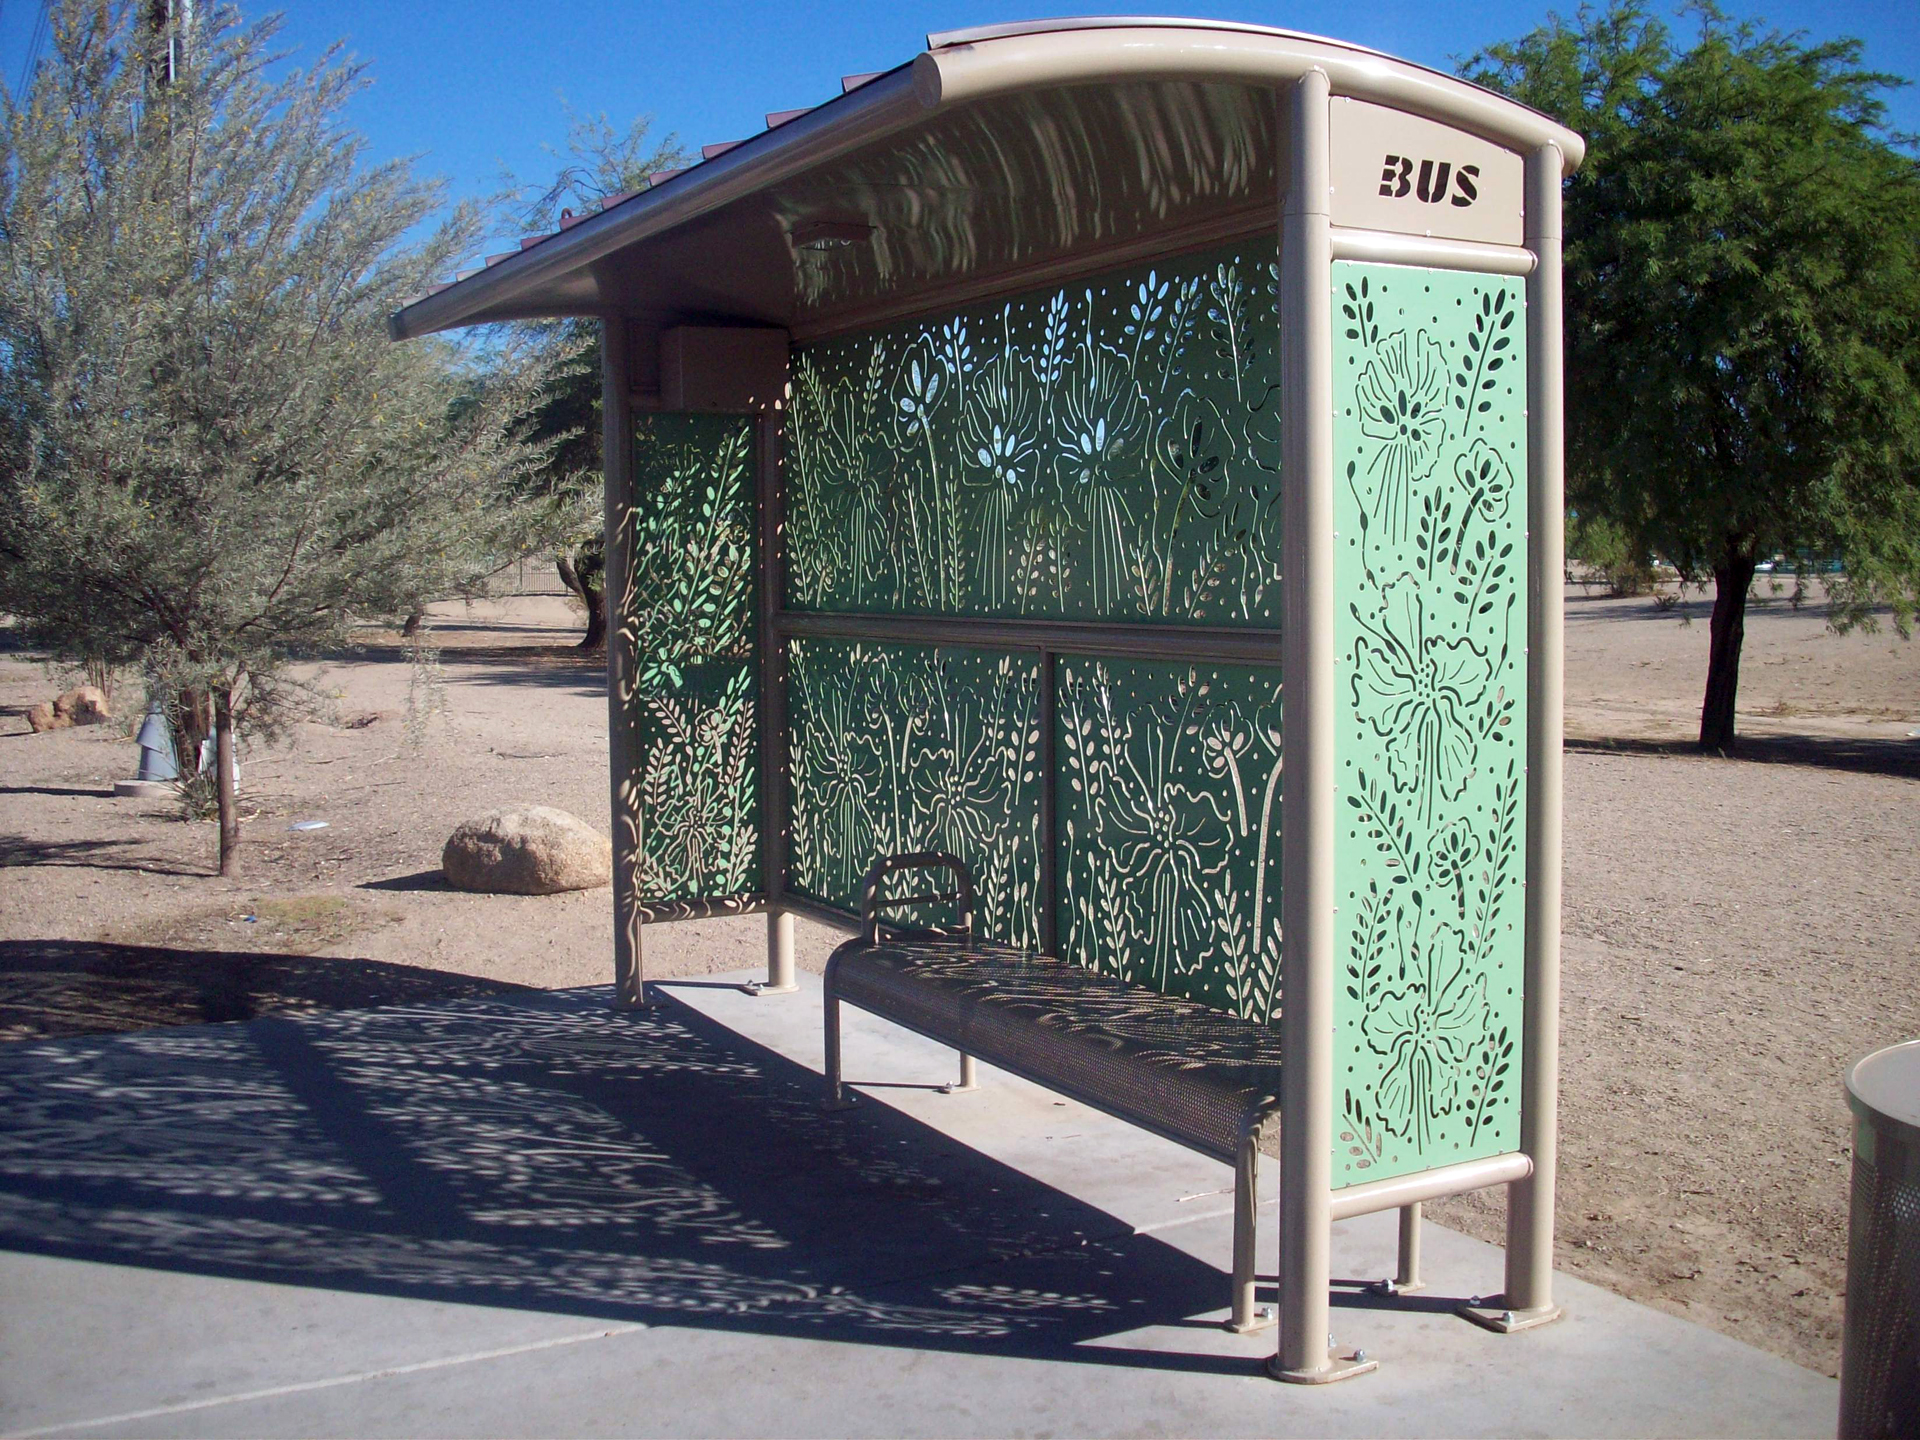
[826,937,1283,1166]
[820,849,1287,1336]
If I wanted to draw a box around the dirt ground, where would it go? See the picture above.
[2,577,1915,1378]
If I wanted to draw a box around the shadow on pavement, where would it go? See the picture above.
[0,939,532,1041]
[0,987,1252,1376]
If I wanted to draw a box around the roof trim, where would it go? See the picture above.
[390,20,1584,341]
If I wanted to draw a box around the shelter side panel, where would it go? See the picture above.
[786,640,1042,948]
[621,413,762,910]
[783,239,1283,626]
[1329,261,1529,1187]
[1056,657,1283,1022]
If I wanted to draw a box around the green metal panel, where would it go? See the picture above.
[1056,657,1283,1021]
[785,239,1283,624]
[787,640,1042,947]
[620,413,761,906]
[1330,261,1529,1186]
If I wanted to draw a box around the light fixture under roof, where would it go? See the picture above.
[790,219,874,253]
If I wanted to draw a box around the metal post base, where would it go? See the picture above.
[611,985,663,1012]
[938,1052,978,1094]
[1368,1277,1428,1298]
[1457,1297,1564,1333]
[1266,1348,1379,1385]
[1225,1305,1276,1335]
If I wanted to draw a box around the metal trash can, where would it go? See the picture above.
[1841,1039,1920,1438]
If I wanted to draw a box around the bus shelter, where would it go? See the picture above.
[390,17,1584,1383]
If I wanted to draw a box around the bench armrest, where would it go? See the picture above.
[856,852,976,947]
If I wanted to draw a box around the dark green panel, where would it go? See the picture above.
[786,239,1283,625]
[620,413,761,905]
[787,640,1041,948]
[1056,657,1283,1021]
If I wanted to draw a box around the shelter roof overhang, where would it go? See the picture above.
[387,18,1585,344]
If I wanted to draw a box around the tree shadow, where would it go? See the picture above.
[1567,732,1920,781]
[0,987,1254,1377]
[0,939,533,1041]
[0,835,203,877]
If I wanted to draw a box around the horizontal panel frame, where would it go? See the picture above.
[775,609,1284,665]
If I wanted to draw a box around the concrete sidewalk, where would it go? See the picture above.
[0,974,1836,1438]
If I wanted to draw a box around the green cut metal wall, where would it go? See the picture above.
[1057,658,1283,1020]
[786,239,1283,623]
[786,640,1042,947]
[1330,260,1529,1186]
[782,240,1288,1018]
[619,413,762,909]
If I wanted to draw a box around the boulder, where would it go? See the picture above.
[53,685,110,726]
[25,702,67,733]
[443,806,611,895]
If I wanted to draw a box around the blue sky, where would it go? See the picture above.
[4,0,1916,236]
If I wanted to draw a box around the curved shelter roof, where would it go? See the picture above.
[388,17,1584,344]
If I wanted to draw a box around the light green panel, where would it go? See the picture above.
[1057,658,1283,1021]
[786,640,1041,948]
[621,414,761,906]
[785,239,1283,624]
[1331,261,1528,1186]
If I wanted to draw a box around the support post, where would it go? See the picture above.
[604,314,649,1009]
[766,908,797,993]
[1395,1203,1424,1293]
[1502,142,1567,1328]
[756,360,799,996]
[1271,68,1375,1386]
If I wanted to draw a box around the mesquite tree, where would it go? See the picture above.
[0,1,572,873]
[1467,4,1920,750]
[508,109,684,647]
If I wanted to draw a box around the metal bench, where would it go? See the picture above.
[823,852,1296,1334]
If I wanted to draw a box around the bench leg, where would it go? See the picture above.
[940,1051,977,1095]
[822,967,855,1110]
[1394,1202,1426,1293]
[1226,1135,1273,1333]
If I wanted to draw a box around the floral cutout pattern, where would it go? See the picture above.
[785,240,1284,623]
[1332,262,1528,1186]
[787,641,1042,949]
[1057,659,1284,1022]
[620,414,761,907]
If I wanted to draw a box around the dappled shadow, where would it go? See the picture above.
[0,939,532,1042]
[0,834,202,877]
[0,988,1251,1375]
[1566,732,1920,781]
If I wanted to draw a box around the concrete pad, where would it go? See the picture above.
[0,976,1836,1437]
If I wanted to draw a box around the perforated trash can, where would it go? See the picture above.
[1841,1039,1920,1439]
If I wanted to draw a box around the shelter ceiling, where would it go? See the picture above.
[580,78,1284,337]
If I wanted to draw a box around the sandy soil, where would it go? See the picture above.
[2,577,1915,1378]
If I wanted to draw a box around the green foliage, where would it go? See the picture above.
[506,108,687,641]
[1465,3,1920,742]
[1569,510,1661,595]
[0,0,573,867]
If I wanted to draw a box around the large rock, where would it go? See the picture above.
[53,685,110,726]
[442,806,611,895]
[25,702,66,733]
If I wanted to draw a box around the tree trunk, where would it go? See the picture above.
[555,548,607,648]
[1699,540,1758,753]
[578,573,607,649]
[214,688,240,877]
[174,686,211,777]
